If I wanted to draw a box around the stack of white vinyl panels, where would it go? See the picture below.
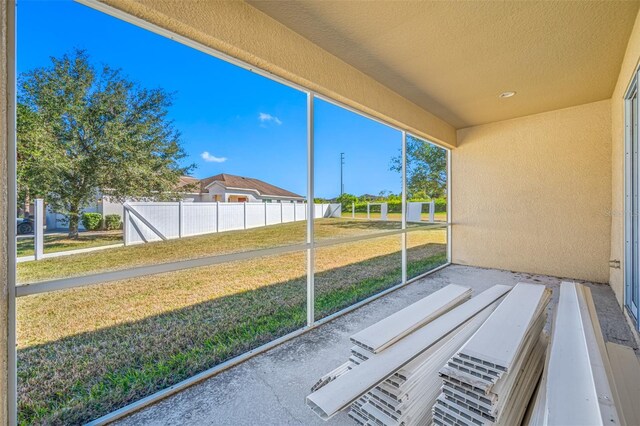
[348,307,496,426]
[435,283,551,426]
[528,282,622,426]
[306,284,513,425]
[310,284,472,394]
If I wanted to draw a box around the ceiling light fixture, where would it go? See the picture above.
[499,91,516,98]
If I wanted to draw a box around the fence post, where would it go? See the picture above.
[216,201,220,233]
[280,201,284,224]
[243,202,247,229]
[367,203,370,220]
[429,200,435,223]
[352,201,355,219]
[294,202,297,221]
[264,202,267,226]
[34,198,44,260]
[178,201,184,238]
[123,206,129,246]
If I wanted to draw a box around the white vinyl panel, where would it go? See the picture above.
[350,284,471,353]
[545,282,603,426]
[456,283,549,370]
[126,217,157,244]
[306,285,511,420]
[129,202,180,242]
[265,203,282,225]
[407,202,423,223]
[245,203,265,229]
[295,203,307,221]
[281,203,295,223]
[182,203,217,236]
[218,203,245,232]
[328,203,342,218]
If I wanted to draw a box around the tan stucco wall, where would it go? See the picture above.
[610,10,640,306]
[452,100,612,283]
[93,0,456,148]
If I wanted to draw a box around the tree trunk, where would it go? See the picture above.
[68,204,80,239]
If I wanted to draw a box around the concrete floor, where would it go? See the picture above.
[117,264,639,426]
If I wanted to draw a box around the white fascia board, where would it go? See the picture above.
[350,284,472,353]
[306,285,510,420]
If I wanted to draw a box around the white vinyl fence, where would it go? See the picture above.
[124,202,341,245]
[407,201,436,223]
[364,201,436,222]
[366,202,389,220]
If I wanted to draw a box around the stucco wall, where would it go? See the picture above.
[452,100,612,283]
[610,10,640,306]
[93,0,456,148]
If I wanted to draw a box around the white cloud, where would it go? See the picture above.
[258,112,282,125]
[201,151,227,163]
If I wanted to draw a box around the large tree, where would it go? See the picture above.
[390,136,447,200]
[18,50,193,237]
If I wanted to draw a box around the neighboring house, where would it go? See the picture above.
[193,173,305,203]
[45,173,304,230]
[45,194,125,230]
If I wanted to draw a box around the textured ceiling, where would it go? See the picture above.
[248,1,640,128]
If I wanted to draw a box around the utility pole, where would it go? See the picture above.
[340,152,345,195]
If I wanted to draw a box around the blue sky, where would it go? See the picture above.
[17,0,402,199]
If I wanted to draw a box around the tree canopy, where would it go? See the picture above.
[17,50,193,236]
[390,136,447,199]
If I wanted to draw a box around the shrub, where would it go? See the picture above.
[81,213,103,231]
[104,214,122,230]
[343,198,447,213]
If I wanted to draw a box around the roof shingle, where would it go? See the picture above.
[181,173,303,199]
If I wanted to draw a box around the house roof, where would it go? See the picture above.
[182,173,304,199]
[176,176,201,191]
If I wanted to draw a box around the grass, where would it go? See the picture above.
[17,218,426,283]
[17,232,123,257]
[16,219,447,425]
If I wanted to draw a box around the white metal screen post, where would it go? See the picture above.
[34,199,44,260]
[306,93,315,326]
[401,132,407,284]
[447,149,452,264]
[6,1,17,423]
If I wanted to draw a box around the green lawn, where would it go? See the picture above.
[17,218,421,283]
[16,219,447,424]
[17,232,122,257]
